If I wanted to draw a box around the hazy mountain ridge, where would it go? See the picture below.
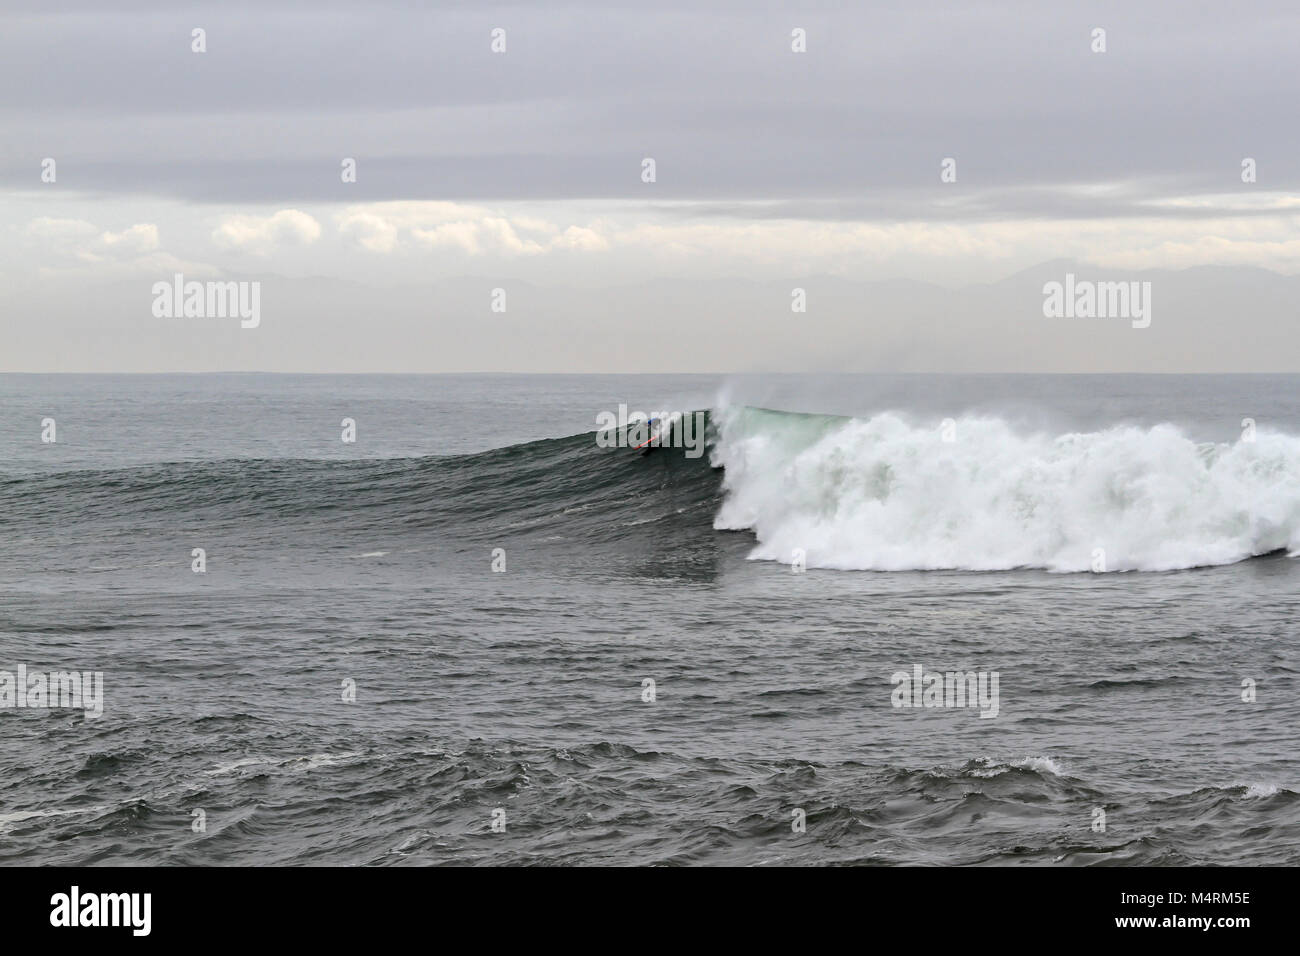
[3,262,1297,372]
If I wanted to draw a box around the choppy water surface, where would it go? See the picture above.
[1,374,1297,865]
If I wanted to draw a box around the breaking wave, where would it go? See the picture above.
[710,405,1300,572]
[11,402,1300,576]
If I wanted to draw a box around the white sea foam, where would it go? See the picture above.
[710,405,1300,572]
[205,752,365,776]
[1240,782,1283,798]
[962,756,1065,778]
[1013,755,1065,776]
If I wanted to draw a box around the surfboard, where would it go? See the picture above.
[634,412,681,454]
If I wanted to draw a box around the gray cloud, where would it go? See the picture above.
[4,0,1299,211]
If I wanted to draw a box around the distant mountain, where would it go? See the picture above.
[3,263,1298,372]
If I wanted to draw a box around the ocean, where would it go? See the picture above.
[1,373,1297,865]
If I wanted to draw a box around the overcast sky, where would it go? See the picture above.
[3,0,1300,371]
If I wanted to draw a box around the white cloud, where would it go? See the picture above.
[411,217,546,256]
[16,193,1300,291]
[212,209,322,254]
[336,202,612,257]
[552,225,609,251]
[97,223,159,255]
[338,211,400,253]
[25,217,162,264]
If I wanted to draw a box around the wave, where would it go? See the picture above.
[9,403,1300,575]
[0,422,721,544]
[710,405,1300,572]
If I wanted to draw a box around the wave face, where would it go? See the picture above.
[710,406,1300,572]
[0,426,720,544]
